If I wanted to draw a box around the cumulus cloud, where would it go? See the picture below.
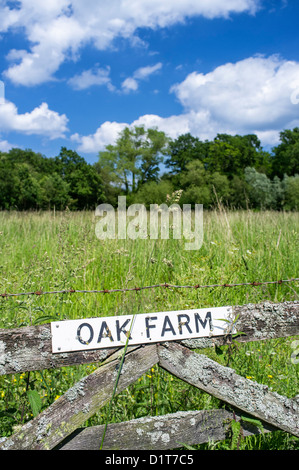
[1,0,260,86]
[170,55,299,144]
[73,55,299,152]
[0,100,69,139]
[71,121,128,153]
[0,138,15,152]
[171,55,299,129]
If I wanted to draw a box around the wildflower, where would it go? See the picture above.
[162,258,173,267]
[114,248,128,256]
[0,391,5,398]
[54,395,61,401]
[268,375,273,379]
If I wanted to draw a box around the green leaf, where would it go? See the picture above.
[27,390,42,417]
[33,314,58,325]
[230,419,241,450]
[215,345,224,356]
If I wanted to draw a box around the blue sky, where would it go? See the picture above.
[0,0,299,164]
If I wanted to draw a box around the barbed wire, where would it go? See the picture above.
[0,277,298,299]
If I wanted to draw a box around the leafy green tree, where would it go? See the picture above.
[244,167,279,209]
[179,160,230,208]
[206,134,272,178]
[165,133,208,174]
[38,174,70,209]
[139,127,170,186]
[210,171,231,205]
[132,180,174,208]
[5,148,56,174]
[0,152,17,209]
[55,147,105,209]
[205,139,243,177]
[98,126,169,194]
[228,175,250,209]
[271,128,299,178]
[282,174,299,210]
[14,163,41,210]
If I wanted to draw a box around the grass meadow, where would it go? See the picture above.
[0,208,298,450]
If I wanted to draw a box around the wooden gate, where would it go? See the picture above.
[0,300,298,450]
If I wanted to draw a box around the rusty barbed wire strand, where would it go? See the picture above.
[0,277,298,299]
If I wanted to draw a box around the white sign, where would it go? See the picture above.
[51,306,234,353]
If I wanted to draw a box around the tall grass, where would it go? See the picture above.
[0,208,298,449]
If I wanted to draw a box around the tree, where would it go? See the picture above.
[271,128,299,178]
[38,174,70,209]
[132,180,174,208]
[98,126,169,194]
[244,167,279,209]
[165,133,207,174]
[55,147,105,209]
[179,160,230,208]
[14,163,41,210]
[282,174,299,210]
[139,127,170,186]
[206,134,272,178]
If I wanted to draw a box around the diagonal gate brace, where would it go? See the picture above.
[158,342,299,437]
[0,344,159,450]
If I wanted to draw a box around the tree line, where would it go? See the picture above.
[0,126,298,211]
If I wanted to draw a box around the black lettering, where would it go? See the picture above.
[77,322,94,345]
[177,314,192,334]
[161,315,176,337]
[116,319,132,341]
[195,311,212,332]
[145,316,157,339]
[97,321,114,343]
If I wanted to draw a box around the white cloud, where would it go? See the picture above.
[121,62,163,93]
[0,138,15,152]
[0,100,69,139]
[68,66,115,91]
[1,0,260,86]
[4,14,85,86]
[121,77,139,93]
[71,121,128,153]
[133,62,163,80]
[73,55,299,152]
[170,55,299,143]
[72,110,210,153]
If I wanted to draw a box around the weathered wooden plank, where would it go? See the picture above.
[56,409,275,450]
[0,301,298,376]
[181,300,299,349]
[0,323,119,375]
[158,342,299,437]
[0,344,159,450]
